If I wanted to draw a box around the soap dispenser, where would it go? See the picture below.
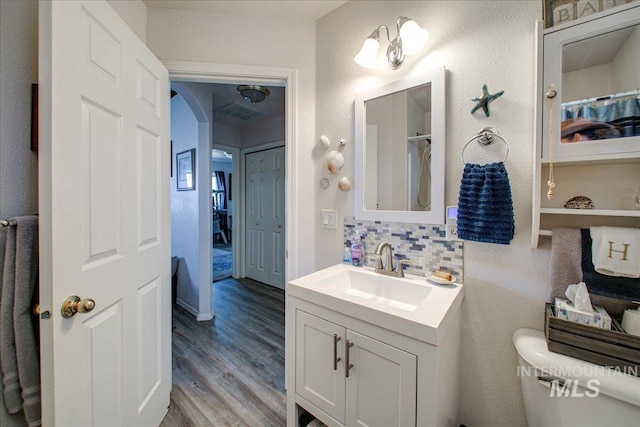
[342,246,352,264]
[350,237,363,267]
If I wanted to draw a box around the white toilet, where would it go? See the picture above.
[513,328,640,426]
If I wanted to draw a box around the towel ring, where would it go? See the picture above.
[461,127,510,165]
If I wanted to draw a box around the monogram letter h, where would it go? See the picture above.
[607,241,630,261]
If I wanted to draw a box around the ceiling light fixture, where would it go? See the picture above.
[237,85,270,104]
[354,17,429,69]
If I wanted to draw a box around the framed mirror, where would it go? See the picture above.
[542,6,640,162]
[355,66,445,224]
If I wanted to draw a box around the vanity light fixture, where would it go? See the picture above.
[354,17,429,69]
[237,85,270,104]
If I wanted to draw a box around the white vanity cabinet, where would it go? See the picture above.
[286,281,462,427]
[295,310,417,427]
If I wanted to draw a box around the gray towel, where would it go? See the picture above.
[1,223,21,414]
[13,216,40,426]
[550,228,582,299]
[0,216,40,426]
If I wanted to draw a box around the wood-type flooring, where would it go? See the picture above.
[160,278,286,427]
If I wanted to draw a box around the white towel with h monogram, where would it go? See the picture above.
[590,226,640,278]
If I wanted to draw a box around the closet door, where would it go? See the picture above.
[245,146,285,288]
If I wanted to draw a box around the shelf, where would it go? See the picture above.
[542,2,639,36]
[540,208,640,217]
[540,154,640,167]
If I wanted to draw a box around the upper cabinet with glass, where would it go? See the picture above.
[531,5,640,248]
[542,5,640,162]
[355,66,445,224]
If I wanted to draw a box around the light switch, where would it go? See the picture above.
[321,209,337,230]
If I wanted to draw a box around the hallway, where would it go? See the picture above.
[161,278,286,426]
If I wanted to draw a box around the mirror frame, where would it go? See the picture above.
[355,66,446,224]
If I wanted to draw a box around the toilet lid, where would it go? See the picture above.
[513,328,640,407]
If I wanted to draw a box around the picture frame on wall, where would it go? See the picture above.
[176,148,196,191]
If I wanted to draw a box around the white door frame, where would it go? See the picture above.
[212,143,240,278]
[165,61,296,318]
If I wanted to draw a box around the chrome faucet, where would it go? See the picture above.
[374,242,393,272]
[370,241,412,278]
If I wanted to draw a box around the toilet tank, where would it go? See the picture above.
[513,328,640,427]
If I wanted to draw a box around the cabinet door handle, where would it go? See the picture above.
[333,334,342,371]
[345,340,354,378]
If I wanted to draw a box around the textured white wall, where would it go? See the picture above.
[107,0,147,42]
[0,2,38,425]
[170,95,201,313]
[171,81,220,318]
[0,0,38,221]
[317,2,551,425]
[147,7,317,276]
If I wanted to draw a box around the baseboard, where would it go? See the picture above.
[197,311,215,321]
[176,298,215,321]
[175,298,198,317]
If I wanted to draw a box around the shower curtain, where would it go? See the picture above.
[561,93,640,137]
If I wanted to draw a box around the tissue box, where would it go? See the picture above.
[554,297,611,330]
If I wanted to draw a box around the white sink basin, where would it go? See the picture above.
[305,267,431,311]
[288,264,464,345]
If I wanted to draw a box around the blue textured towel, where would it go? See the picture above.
[457,162,514,245]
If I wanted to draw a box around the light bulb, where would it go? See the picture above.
[399,20,429,55]
[354,37,380,69]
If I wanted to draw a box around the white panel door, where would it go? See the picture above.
[245,146,285,289]
[346,331,417,427]
[39,1,170,425]
[295,311,346,423]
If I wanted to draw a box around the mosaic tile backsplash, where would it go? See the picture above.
[344,217,464,282]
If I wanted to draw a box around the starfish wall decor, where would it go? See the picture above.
[471,84,504,117]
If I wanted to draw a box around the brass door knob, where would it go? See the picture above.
[61,296,96,318]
